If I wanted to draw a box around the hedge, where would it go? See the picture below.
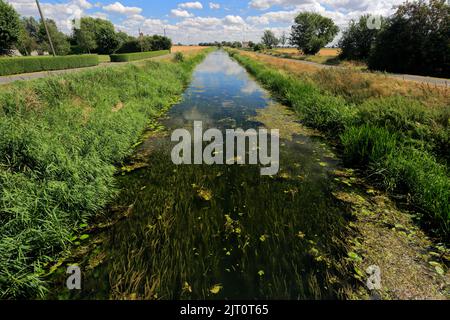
[110,50,169,62]
[0,55,99,76]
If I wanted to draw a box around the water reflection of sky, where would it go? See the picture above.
[167,50,271,130]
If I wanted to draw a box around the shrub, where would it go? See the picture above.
[116,39,141,54]
[173,52,184,62]
[0,55,99,76]
[110,50,169,62]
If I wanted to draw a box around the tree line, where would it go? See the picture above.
[255,0,448,78]
[0,0,171,56]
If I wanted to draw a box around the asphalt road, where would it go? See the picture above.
[254,52,450,87]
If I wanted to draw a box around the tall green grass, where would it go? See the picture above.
[228,49,450,238]
[0,50,209,298]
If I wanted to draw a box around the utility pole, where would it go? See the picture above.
[35,0,56,56]
[139,28,144,52]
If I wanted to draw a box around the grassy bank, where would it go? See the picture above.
[0,49,210,298]
[227,49,450,238]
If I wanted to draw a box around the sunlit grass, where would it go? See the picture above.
[227,49,450,238]
[0,49,211,298]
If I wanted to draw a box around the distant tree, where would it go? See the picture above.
[247,41,255,49]
[290,12,339,55]
[38,19,70,55]
[279,31,287,47]
[0,0,21,54]
[231,41,242,48]
[253,43,266,51]
[148,35,172,50]
[339,15,385,61]
[369,0,450,78]
[261,30,278,49]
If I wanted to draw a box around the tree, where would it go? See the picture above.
[279,31,287,47]
[38,19,70,55]
[116,31,132,48]
[290,12,339,55]
[261,30,278,49]
[231,41,242,48]
[0,0,21,54]
[72,17,97,53]
[92,18,119,54]
[369,0,449,78]
[339,15,385,61]
[147,35,172,51]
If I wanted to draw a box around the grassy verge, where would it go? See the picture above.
[227,49,450,238]
[0,55,99,76]
[110,50,169,62]
[0,49,211,298]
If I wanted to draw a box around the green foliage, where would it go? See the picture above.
[173,52,184,62]
[72,18,97,54]
[110,50,169,62]
[384,148,450,232]
[72,17,120,55]
[116,35,172,54]
[261,30,279,49]
[290,12,339,55]
[341,125,398,166]
[0,54,99,76]
[339,15,385,61]
[37,19,70,55]
[16,17,39,56]
[92,19,119,55]
[0,0,21,54]
[253,43,266,51]
[369,0,450,78]
[228,49,450,237]
[115,38,141,54]
[0,50,208,298]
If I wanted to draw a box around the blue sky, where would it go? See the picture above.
[8,0,405,44]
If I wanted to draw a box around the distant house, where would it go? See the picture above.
[242,41,250,48]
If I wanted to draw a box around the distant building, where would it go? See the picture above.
[242,41,250,48]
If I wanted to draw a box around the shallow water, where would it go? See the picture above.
[53,50,354,300]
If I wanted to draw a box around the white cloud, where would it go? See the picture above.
[223,15,246,26]
[171,8,194,18]
[6,0,408,45]
[209,2,220,10]
[179,2,203,9]
[103,2,142,15]
[7,0,96,33]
